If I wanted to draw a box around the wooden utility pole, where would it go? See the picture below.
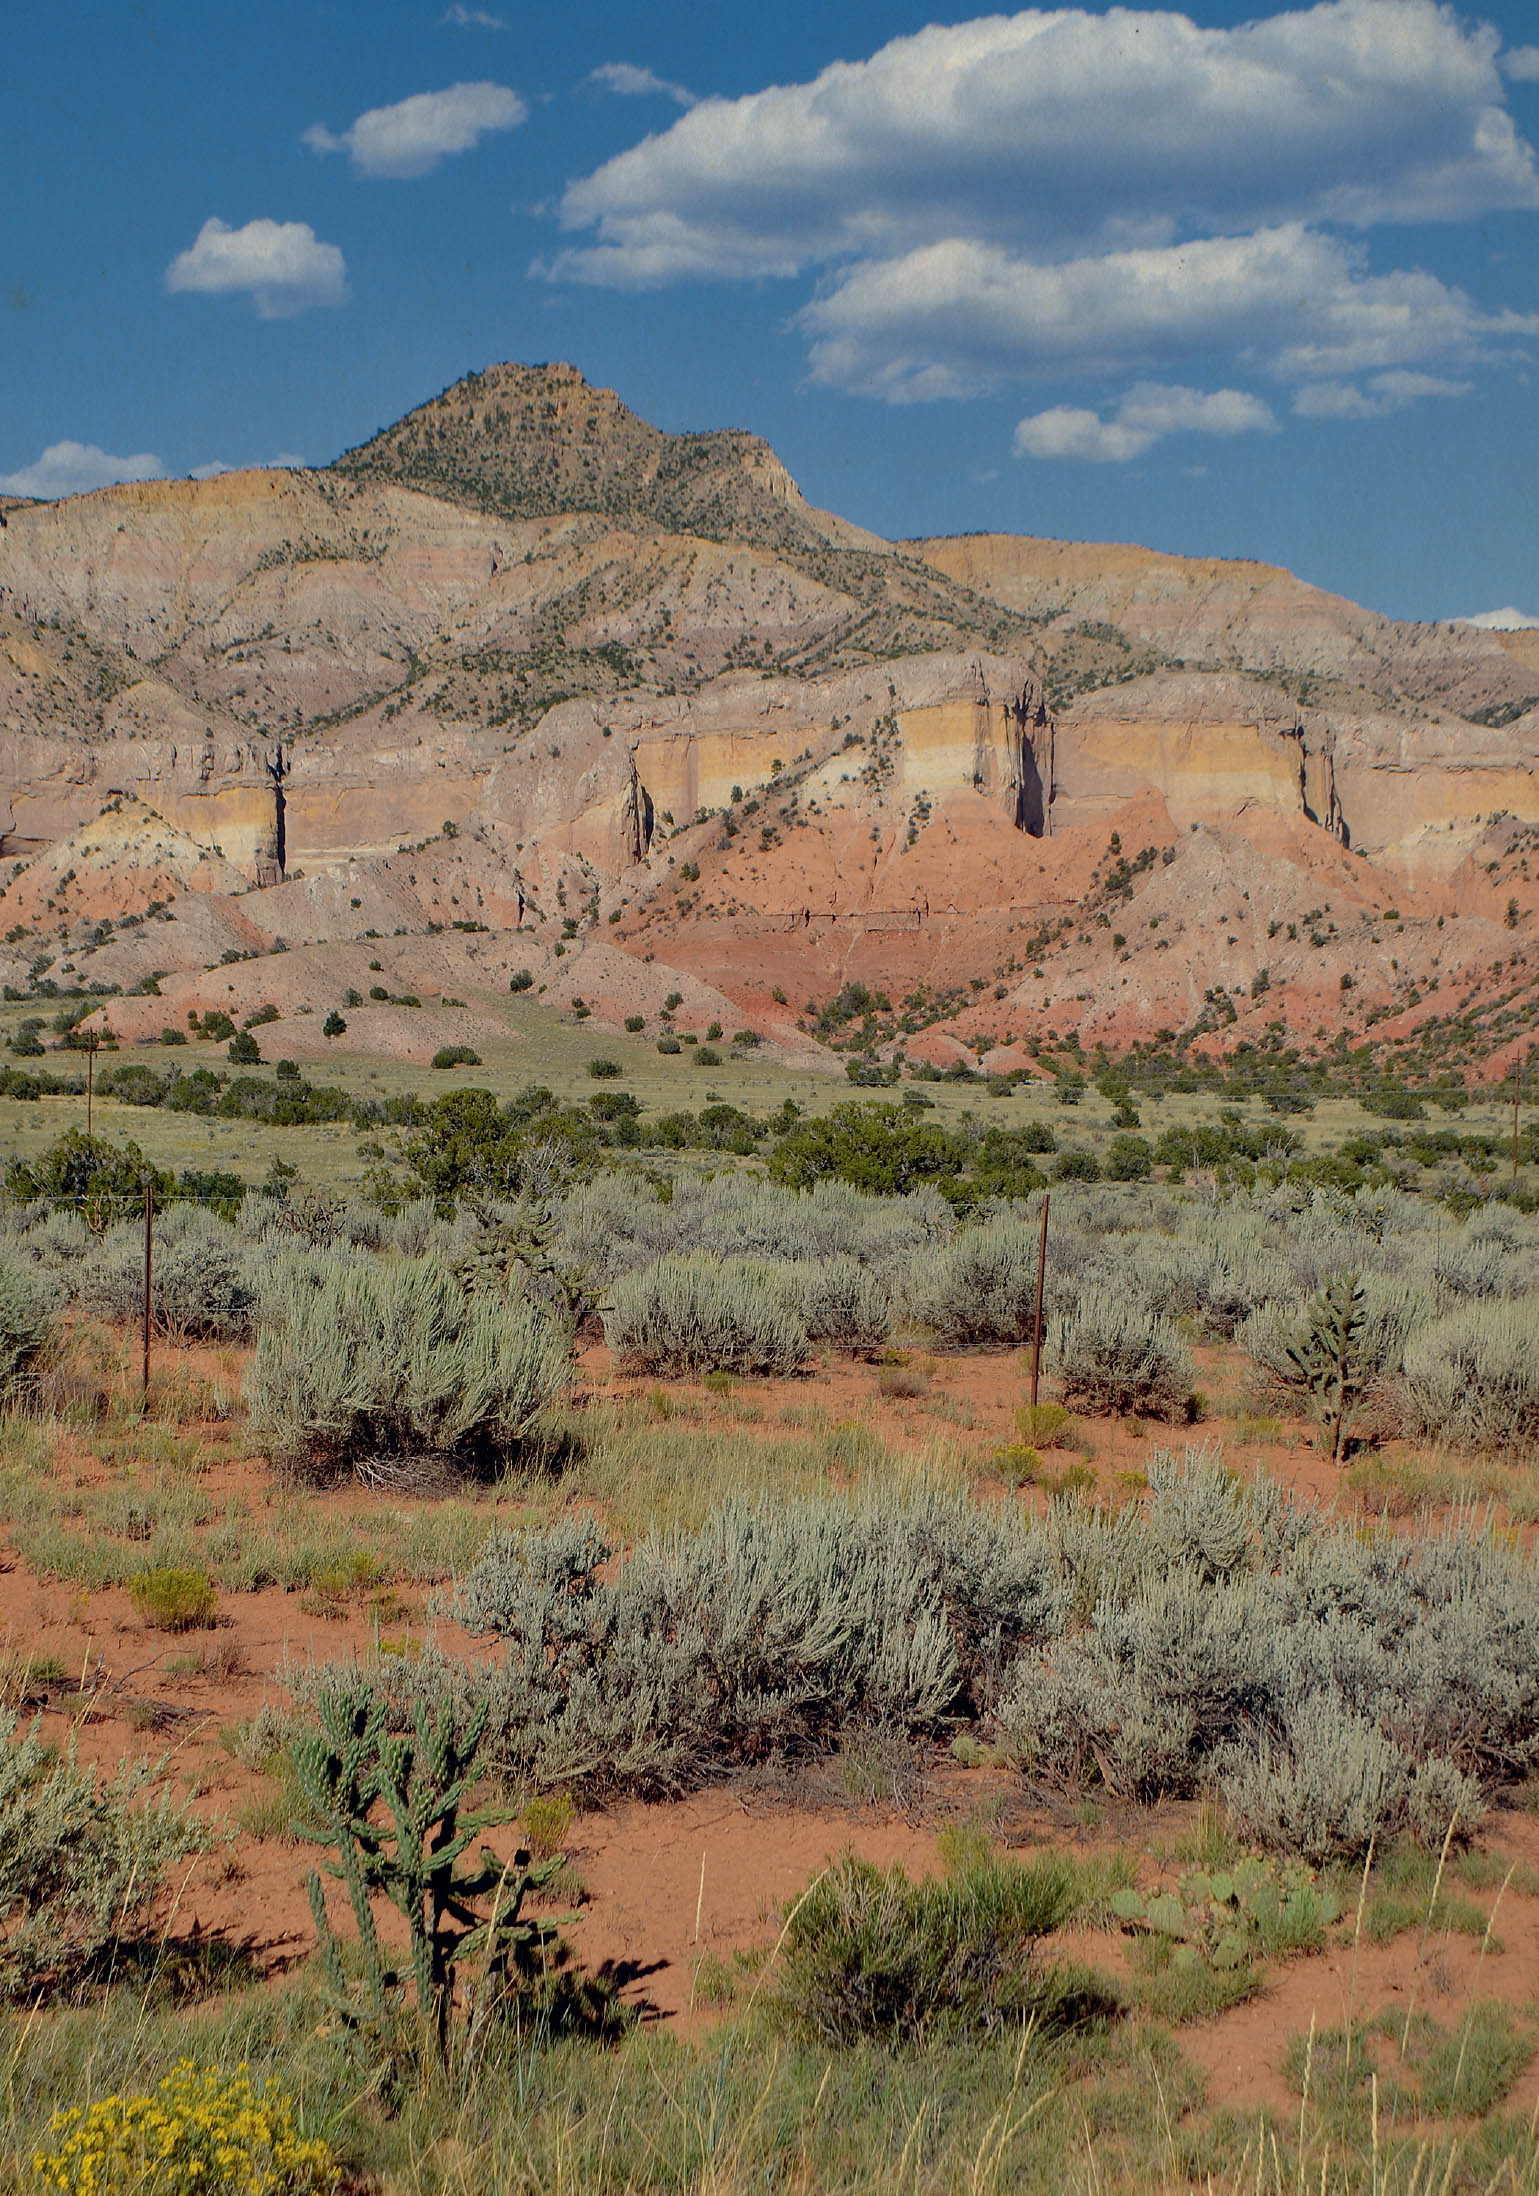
[1515,1070,1524,1186]
[86,1034,96,1137]
[1029,1191,1050,1409]
[141,1185,153,1404]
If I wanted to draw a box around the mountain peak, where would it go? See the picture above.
[332,359,825,553]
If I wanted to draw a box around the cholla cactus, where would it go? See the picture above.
[1284,1272,1368,1464]
[291,1683,570,2068]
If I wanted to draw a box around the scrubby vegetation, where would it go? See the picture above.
[245,1256,568,1479]
[604,1256,808,1377]
[776,1846,1114,2045]
[288,1449,1537,1860]
[0,1713,211,2000]
[2,1070,1539,2194]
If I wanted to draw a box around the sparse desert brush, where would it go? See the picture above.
[78,1208,257,1343]
[998,1446,1533,1855]
[605,1254,807,1376]
[1399,1296,1539,1449]
[353,1487,1067,1796]
[523,1790,577,1858]
[1016,1400,1073,1446]
[1052,1286,1194,1419]
[903,1213,1043,1347]
[129,1566,217,1631]
[0,1252,58,1404]
[245,1253,568,1479]
[794,1254,892,1352]
[877,1362,929,1399]
[990,1439,1042,1484]
[0,1711,211,1999]
[774,1846,1115,2045]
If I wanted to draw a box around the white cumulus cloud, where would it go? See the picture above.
[304,82,526,179]
[581,61,695,108]
[442,4,506,27]
[165,218,347,317]
[556,0,1537,286]
[1291,370,1472,417]
[0,441,165,498]
[1460,606,1539,628]
[1015,382,1277,462]
[1503,46,1539,83]
[797,227,1536,401]
[546,0,1539,430]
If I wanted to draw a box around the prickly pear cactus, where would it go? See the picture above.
[1111,1855,1339,1971]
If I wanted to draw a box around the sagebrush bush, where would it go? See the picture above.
[1052,1286,1193,1418]
[903,1214,1043,1348]
[1218,1692,1484,1863]
[309,1489,1067,1796]
[0,1712,211,1999]
[791,1255,891,1352]
[561,1172,949,1285]
[245,1254,568,1477]
[997,1448,1539,1855]
[79,1210,257,1342]
[604,1255,808,1376]
[280,1436,1539,1856]
[1400,1298,1539,1449]
[0,1253,57,1404]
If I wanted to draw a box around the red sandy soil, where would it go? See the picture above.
[4,1339,1538,2123]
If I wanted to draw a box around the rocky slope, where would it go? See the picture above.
[0,362,1535,1077]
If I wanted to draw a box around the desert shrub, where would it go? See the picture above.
[1216,1693,1485,1864]
[0,1253,58,1403]
[431,1044,481,1069]
[2,1204,91,1287]
[998,1448,1539,1850]
[1016,1400,1073,1446]
[792,1255,891,1352]
[1138,1223,1291,1338]
[1400,1298,1539,1449]
[604,1255,807,1376]
[523,1791,577,1858]
[559,1172,950,1286]
[0,1711,211,1999]
[245,1254,569,1477]
[904,1213,1043,1347]
[130,1566,217,1631]
[78,1210,258,1342]
[1052,1286,1193,1417]
[333,1490,1068,1796]
[775,1847,1105,2044]
[35,2063,334,2196]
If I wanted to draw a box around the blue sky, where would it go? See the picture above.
[4,0,1538,624]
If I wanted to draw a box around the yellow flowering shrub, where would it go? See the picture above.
[33,2060,336,2195]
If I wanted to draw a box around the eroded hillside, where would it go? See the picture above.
[0,361,1536,1076]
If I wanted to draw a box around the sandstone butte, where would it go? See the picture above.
[1,359,1536,1078]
